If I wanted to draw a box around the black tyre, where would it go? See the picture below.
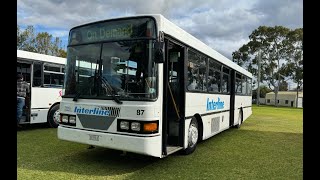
[182,117,199,155]
[48,104,60,128]
[236,109,243,129]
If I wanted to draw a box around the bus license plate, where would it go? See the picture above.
[89,134,100,141]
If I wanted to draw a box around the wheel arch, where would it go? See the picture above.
[47,102,60,128]
[47,102,60,120]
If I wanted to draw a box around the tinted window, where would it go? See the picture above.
[187,50,207,91]
[208,59,221,93]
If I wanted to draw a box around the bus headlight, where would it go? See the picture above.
[69,116,76,124]
[61,115,69,123]
[131,122,141,131]
[120,121,129,130]
[60,114,76,126]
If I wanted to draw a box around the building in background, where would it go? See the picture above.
[265,91,303,108]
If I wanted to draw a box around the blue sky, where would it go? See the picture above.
[17,0,302,89]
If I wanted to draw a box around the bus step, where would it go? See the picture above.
[166,145,183,155]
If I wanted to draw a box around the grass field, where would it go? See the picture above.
[17,105,303,180]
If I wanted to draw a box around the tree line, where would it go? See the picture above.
[17,25,67,58]
[232,26,303,106]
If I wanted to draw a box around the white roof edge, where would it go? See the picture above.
[17,50,66,65]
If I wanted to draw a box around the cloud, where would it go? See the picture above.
[251,0,303,29]
[17,0,303,58]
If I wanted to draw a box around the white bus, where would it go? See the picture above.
[17,50,66,128]
[58,14,252,158]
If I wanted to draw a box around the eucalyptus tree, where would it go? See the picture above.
[282,28,303,107]
[17,25,36,52]
[233,26,291,106]
[17,25,66,58]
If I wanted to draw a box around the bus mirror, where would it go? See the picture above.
[154,42,164,63]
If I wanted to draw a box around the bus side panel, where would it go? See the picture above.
[29,109,49,124]
[31,87,62,109]
[242,95,252,122]
[185,93,230,141]
[200,111,230,141]
[234,95,252,125]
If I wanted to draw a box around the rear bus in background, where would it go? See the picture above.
[58,14,252,158]
[17,50,66,128]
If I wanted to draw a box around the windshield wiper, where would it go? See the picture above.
[73,69,81,101]
[101,76,123,104]
[73,91,81,102]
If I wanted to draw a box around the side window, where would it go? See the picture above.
[198,57,207,92]
[242,76,247,95]
[235,73,242,94]
[208,59,221,93]
[187,51,197,91]
[44,73,64,86]
[221,67,230,93]
[247,78,252,95]
[43,63,64,87]
[17,62,31,83]
[33,63,42,87]
[187,50,207,91]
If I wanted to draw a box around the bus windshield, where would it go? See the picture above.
[64,40,157,101]
[64,17,158,101]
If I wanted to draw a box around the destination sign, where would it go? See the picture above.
[69,18,156,45]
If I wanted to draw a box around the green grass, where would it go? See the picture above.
[17,105,303,180]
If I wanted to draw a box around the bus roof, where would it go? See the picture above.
[152,14,252,78]
[17,50,66,65]
[70,14,252,78]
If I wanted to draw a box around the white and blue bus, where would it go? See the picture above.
[17,50,66,128]
[58,14,252,158]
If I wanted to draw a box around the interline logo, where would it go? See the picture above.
[74,106,110,116]
[206,97,224,111]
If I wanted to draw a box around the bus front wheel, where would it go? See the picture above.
[48,104,60,128]
[182,117,199,155]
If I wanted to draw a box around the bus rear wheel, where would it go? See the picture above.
[48,104,60,128]
[182,117,198,155]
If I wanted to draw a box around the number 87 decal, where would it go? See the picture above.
[137,110,144,115]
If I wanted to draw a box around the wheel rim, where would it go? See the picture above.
[53,110,60,124]
[188,123,198,147]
